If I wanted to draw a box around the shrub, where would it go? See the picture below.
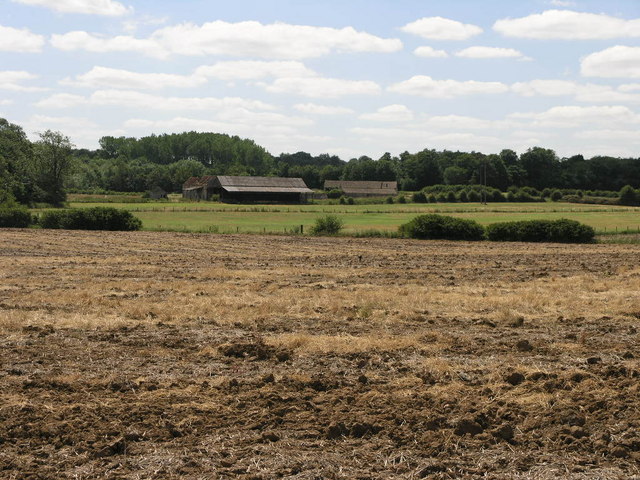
[397,195,407,204]
[550,190,563,201]
[0,207,33,228]
[327,189,344,199]
[427,193,437,203]
[490,190,505,202]
[385,196,394,204]
[310,214,344,236]
[541,188,552,198]
[468,190,481,202]
[40,207,142,231]
[486,219,594,243]
[339,196,347,205]
[619,185,638,206]
[458,190,469,202]
[412,192,427,203]
[347,196,355,205]
[399,214,485,241]
[446,191,457,203]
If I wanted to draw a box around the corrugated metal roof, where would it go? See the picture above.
[217,176,312,193]
[223,186,313,193]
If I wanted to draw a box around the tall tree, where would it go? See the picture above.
[34,130,75,205]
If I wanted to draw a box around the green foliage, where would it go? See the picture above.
[339,195,347,205]
[399,214,485,241]
[385,196,394,204]
[619,185,638,206]
[486,219,594,243]
[0,206,33,228]
[40,207,142,231]
[326,188,344,199]
[397,195,407,204]
[310,215,344,236]
[427,193,437,203]
[411,191,427,203]
[347,196,355,205]
[550,189,563,201]
[458,190,468,202]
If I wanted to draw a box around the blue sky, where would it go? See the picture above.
[1,0,640,159]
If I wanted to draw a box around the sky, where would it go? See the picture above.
[1,0,640,160]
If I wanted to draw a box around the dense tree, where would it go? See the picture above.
[34,130,75,205]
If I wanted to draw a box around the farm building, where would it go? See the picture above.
[212,176,313,203]
[182,176,217,200]
[324,180,398,197]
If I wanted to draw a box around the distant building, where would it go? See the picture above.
[324,180,398,197]
[147,186,167,200]
[182,176,217,201]
[182,175,313,203]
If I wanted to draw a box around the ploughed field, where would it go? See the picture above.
[0,230,639,479]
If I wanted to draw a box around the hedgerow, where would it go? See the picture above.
[39,207,142,231]
[399,214,485,241]
[486,219,594,243]
[0,207,34,228]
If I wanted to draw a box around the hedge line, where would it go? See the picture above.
[40,207,142,231]
[400,215,595,243]
[0,207,33,228]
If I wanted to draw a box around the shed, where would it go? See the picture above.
[324,180,398,197]
[213,176,312,203]
[182,176,217,201]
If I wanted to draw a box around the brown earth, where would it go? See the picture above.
[0,229,639,479]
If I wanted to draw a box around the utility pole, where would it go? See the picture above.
[482,158,487,205]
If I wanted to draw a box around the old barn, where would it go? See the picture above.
[324,180,398,197]
[182,176,217,200]
[182,176,313,203]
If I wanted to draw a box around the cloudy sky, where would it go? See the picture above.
[1,0,640,159]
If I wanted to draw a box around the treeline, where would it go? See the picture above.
[2,117,640,206]
[70,132,640,194]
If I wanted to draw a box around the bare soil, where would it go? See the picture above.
[0,230,639,479]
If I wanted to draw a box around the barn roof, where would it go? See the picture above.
[182,175,217,189]
[215,176,312,193]
[324,180,398,195]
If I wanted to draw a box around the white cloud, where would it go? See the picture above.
[494,10,640,40]
[424,115,504,130]
[581,46,640,78]
[194,60,316,81]
[574,129,640,141]
[35,89,277,111]
[23,114,127,148]
[413,46,448,58]
[549,0,576,6]
[60,66,206,90]
[51,31,163,57]
[388,75,508,98]
[12,0,131,16]
[293,103,354,115]
[401,17,482,41]
[0,24,45,53]
[510,105,640,128]
[0,99,13,106]
[359,104,413,122]
[265,77,381,98]
[512,79,640,103]
[0,70,46,92]
[455,46,527,59]
[51,21,402,59]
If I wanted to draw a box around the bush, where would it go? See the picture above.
[541,188,552,198]
[347,196,355,205]
[486,219,594,243]
[427,194,437,203]
[446,191,457,203]
[468,190,481,202]
[40,207,142,231]
[458,190,469,202]
[310,214,344,236]
[339,196,347,205]
[326,189,344,199]
[397,195,407,204]
[385,196,394,204]
[619,185,638,206]
[550,189,563,201]
[399,214,485,241]
[412,192,427,203]
[0,207,33,228]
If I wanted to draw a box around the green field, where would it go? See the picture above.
[62,200,640,234]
